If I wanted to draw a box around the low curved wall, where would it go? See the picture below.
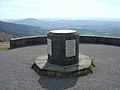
[10,35,120,48]
[10,36,47,48]
[79,36,120,45]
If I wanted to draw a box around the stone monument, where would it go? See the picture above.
[47,30,79,66]
[32,30,95,78]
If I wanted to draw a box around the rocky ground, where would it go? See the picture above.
[0,31,17,42]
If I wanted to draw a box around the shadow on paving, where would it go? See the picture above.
[38,76,78,90]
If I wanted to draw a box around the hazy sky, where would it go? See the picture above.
[0,0,120,19]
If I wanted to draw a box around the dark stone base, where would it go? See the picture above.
[31,54,95,78]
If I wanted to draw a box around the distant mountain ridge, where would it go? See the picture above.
[14,18,47,27]
[13,18,120,36]
[0,18,120,42]
[14,18,42,25]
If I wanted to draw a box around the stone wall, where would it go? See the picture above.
[10,36,47,48]
[10,35,120,48]
[79,36,120,46]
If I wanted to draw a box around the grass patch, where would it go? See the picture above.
[0,42,10,51]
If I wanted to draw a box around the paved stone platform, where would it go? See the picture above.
[32,54,93,78]
[0,44,120,90]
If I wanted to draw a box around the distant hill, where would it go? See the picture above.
[13,18,120,36]
[14,18,43,26]
[0,21,49,37]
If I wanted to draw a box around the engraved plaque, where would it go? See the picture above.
[66,40,76,57]
[47,38,52,55]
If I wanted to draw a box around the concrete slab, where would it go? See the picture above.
[1,44,120,90]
